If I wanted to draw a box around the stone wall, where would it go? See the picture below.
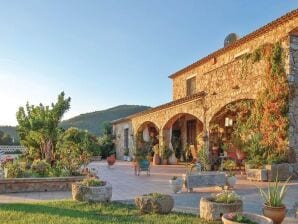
[289,35,298,162]
[172,16,298,101]
[0,176,84,193]
[113,120,134,159]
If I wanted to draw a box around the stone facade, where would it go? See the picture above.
[112,10,298,161]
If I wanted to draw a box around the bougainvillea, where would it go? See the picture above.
[233,42,289,165]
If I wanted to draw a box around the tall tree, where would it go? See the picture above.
[16,92,71,162]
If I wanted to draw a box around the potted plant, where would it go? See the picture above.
[197,144,211,171]
[107,153,116,166]
[222,212,273,224]
[222,159,237,188]
[152,145,161,165]
[169,176,183,193]
[259,176,290,224]
[123,148,130,161]
[72,175,112,202]
[200,191,243,221]
[161,146,173,165]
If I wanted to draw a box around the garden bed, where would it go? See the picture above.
[0,176,84,193]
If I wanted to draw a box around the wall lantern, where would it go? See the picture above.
[225,117,233,127]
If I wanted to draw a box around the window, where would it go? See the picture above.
[124,128,129,149]
[186,76,196,96]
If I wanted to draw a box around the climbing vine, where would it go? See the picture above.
[234,42,289,165]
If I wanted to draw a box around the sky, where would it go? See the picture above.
[0,1,297,126]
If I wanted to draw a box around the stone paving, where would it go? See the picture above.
[0,161,297,223]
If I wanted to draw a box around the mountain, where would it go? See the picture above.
[0,105,150,140]
[0,126,19,143]
[60,105,150,136]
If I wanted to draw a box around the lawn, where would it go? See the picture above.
[0,200,218,224]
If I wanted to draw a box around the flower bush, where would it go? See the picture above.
[211,191,240,204]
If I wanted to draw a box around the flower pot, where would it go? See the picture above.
[169,178,183,193]
[226,175,237,188]
[200,197,243,221]
[107,155,116,166]
[161,159,168,165]
[222,212,273,224]
[263,205,286,224]
[153,154,161,165]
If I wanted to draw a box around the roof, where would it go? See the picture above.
[169,8,298,79]
[111,91,206,124]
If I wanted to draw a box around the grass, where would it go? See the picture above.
[0,200,219,224]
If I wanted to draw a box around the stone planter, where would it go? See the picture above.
[222,212,273,224]
[265,163,293,181]
[263,205,286,224]
[169,178,183,193]
[135,194,174,214]
[226,175,237,188]
[72,182,112,203]
[200,197,243,221]
[246,168,268,181]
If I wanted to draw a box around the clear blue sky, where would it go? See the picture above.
[0,1,297,125]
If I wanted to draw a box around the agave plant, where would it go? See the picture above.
[258,176,290,207]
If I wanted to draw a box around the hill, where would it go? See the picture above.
[60,105,150,136]
[0,126,19,143]
[0,105,150,139]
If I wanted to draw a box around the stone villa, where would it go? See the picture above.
[112,9,298,164]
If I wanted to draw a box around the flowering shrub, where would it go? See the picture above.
[212,191,240,204]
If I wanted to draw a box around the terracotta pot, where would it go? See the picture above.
[107,154,116,166]
[162,159,168,165]
[153,154,161,165]
[263,205,286,224]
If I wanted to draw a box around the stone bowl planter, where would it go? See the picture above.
[72,182,112,203]
[169,178,183,193]
[135,193,174,214]
[222,212,273,224]
[200,197,243,221]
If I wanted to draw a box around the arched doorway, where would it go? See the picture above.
[162,113,203,163]
[136,121,159,159]
[209,99,253,169]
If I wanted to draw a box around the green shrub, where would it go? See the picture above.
[31,160,50,177]
[212,191,240,204]
[81,176,106,187]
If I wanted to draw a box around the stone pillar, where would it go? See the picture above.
[289,35,298,162]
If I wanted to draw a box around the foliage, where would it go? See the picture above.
[171,176,178,180]
[233,42,289,166]
[197,144,211,171]
[3,160,24,178]
[81,176,106,187]
[259,176,290,207]
[57,128,94,175]
[161,146,173,160]
[143,193,165,199]
[0,126,19,144]
[0,130,14,145]
[222,159,236,176]
[212,191,240,204]
[172,131,182,159]
[98,122,115,158]
[226,213,257,224]
[0,201,218,224]
[16,92,71,162]
[123,148,129,156]
[31,159,51,177]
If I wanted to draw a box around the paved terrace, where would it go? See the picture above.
[0,161,297,223]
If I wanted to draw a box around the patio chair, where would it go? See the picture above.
[135,159,150,176]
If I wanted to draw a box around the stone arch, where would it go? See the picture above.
[135,121,159,151]
[208,98,254,168]
[162,112,204,163]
